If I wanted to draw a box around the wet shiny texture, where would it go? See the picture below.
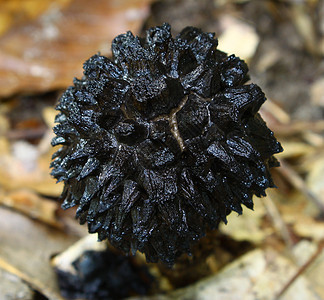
[51,23,283,265]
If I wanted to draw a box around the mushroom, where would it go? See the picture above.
[51,23,283,265]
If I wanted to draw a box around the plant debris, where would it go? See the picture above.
[1,0,324,298]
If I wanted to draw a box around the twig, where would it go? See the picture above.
[278,159,324,215]
[261,99,291,124]
[277,240,324,299]
[269,120,324,137]
[6,128,46,140]
[263,194,295,249]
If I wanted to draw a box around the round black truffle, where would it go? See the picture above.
[51,23,283,265]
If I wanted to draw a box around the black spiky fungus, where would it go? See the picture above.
[51,23,283,266]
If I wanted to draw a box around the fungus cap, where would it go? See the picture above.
[51,23,283,265]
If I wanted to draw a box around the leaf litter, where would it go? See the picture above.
[0,0,324,299]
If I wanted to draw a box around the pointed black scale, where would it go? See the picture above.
[51,23,283,265]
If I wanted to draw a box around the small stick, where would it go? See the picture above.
[278,159,324,215]
[263,194,294,249]
[261,99,290,124]
[269,121,324,137]
[277,240,324,299]
[6,128,46,140]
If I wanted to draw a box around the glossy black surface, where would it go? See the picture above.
[51,23,283,265]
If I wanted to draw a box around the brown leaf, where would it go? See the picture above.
[140,249,319,300]
[292,240,324,299]
[0,206,78,299]
[0,189,61,228]
[0,139,63,197]
[0,0,71,36]
[0,0,151,97]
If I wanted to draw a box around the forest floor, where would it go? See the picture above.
[0,0,324,299]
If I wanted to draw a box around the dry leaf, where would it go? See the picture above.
[293,217,324,242]
[0,0,71,36]
[0,268,34,300]
[218,15,259,61]
[0,0,151,97]
[0,206,78,300]
[306,154,324,206]
[219,199,270,244]
[277,141,314,160]
[311,78,324,107]
[0,189,61,228]
[51,234,107,275]
[138,249,319,300]
[292,240,324,299]
[0,139,63,197]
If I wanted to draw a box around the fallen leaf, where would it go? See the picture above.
[311,78,324,107]
[0,0,151,97]
[0,0,72,36]
[292,240,324,299]
[51,234,107,275]
[0,268,34,300]
[293,217,324,242]
[277,141,314,160]
[306,154,324,207]
[0,139,63,197]
[0,189,61,228]
[219,199,270,244]
[218,15,259,61]
[0,206,78,300]
[136,248,319,300]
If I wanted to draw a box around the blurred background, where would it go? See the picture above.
[0,0,324,299]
